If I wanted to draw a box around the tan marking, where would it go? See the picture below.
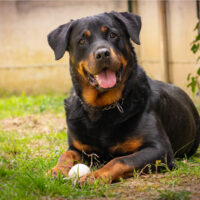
[57,150,81,167]
[47,150,81,177]
[85,30,91,37]
[77,64,86,80]
[101,26,108,33]
[80,158,132,184]
[88,52,95,65]
[81,48,126,107]
[73,139,97,152]
[78,48,128,107]
[109,138,142,153]
[77,60,89,81]
[119,54,128,68]
[82,83,124,107]
[70,55,75,64]
[110,48,127,68]
[77,52,95,80]
[125,44,130,53]
[110,48,117,58]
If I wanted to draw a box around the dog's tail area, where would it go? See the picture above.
[187,116,200,157]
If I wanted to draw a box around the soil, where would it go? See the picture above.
[0,114,67,136]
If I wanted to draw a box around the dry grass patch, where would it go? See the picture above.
[0,114,66,136]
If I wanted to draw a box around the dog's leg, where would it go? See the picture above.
[47,150,82,177]
[80,147,173,184]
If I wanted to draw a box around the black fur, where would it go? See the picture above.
[48,12,200,177]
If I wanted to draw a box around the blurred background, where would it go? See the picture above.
[0,0,199,97]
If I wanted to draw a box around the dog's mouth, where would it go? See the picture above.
[83,66,123,89]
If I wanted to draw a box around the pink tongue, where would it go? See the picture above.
[96,69,117,88]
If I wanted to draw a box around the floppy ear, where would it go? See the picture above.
[108,12,141,45]
[47,21,73,60]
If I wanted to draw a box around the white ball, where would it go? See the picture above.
[68,164,90,178]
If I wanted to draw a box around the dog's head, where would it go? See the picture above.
[48,12,141,107]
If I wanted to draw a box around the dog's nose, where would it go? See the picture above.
[95,48,110,61]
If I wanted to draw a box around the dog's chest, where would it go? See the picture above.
[67,99,142,157]
[70,121,142,158]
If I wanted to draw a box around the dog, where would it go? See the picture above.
[47,12,200,184]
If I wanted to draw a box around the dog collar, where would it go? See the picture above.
[79,97,124,113]
[102,100,124,113]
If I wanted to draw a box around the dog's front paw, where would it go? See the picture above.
[79,172,96,185]
[79,170,112,185]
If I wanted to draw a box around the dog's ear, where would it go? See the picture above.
[47,21,73,60]
[108,12,141,45]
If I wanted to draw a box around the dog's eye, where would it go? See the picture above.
[79,39,85,45]
[110,32,117,39]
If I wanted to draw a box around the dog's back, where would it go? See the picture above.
[149,78,200,157]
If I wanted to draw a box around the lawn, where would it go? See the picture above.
[0,94,199,200]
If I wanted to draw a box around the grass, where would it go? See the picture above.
[0,154,110,200]
[0,94,114,200]
[0,94,200,199]
[0,93,66,119]
[158,190,191,200]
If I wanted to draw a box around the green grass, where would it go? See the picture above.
[0,130,112,199]
[158,190,191,200]
[0,152,110,200]
[0,95,114,200]
[0,93,66,119]
[0,95,199,200]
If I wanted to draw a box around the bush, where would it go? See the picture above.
[187,22,200,95]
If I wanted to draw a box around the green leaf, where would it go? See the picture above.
[197,67,200,75]
[194,22,199,31]
[191,78,197,93]
[191,43,200,53]
[187,73,191,81]
[192,34,200,44]
[187,77,197,94]
[196,56,200,63]
[194,34,200,43]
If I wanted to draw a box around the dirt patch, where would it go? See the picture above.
[0,114,67,135]
[90,173,200,200]
[116,174,200,200]
[0,114,68,158]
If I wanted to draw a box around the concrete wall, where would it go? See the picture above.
[137,0,198,96]
[0,0,127,94]
[0,0,199,96]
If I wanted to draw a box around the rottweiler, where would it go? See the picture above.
[47,11,200,184]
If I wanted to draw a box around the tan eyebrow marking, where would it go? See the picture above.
[84,30,91,37]
[101,26,108,33]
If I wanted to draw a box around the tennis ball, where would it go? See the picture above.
[68,164,90,178]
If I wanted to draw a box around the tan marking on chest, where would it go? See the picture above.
[82,83,124,107]
[109,138,143,153]
[73,139,97,152]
